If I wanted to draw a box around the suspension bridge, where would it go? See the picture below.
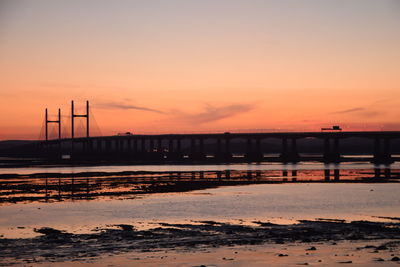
[33,100,400,164]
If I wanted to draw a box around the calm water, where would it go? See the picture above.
[0,162,399,238]
[0,161,399,175]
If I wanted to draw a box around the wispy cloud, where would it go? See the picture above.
[95,101,164,114]
[177,103,255,124]
[331,107,365,114]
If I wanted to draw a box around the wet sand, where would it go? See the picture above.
[38,240,400,267]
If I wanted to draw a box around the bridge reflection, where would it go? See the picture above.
[1,166,398,204]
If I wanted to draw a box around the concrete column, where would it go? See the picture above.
[169,139,173,153]
[87,140,93,153]
[225,138,230,154]
[128,139,133,152]
[282,138,288,155]
[246,138,252,154]
[384,138,391,158]
[117,139,122,152]
[256,138,261,154]
[199,138,204,154]
[373,138,392,163]
[133,139,138,153]
[150,139,155,152]
[291,138,297,154]
[106,139,111,152]
[324,138,330,157]
[216,138,222,155]
[177,139,182,152]
[280,138,299,162]
[140,139,145,152]
[333,138,339,155]
[374,138,381,158]
[157,139,162,153]
[191,138,196,154]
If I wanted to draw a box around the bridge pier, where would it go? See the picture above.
[279,138,300,162]
[146,137,163,160]
[245,138,263,161]
[189,138,206,160]
[323,138,341,162]
[215,137,232,161]
[167,139,183,160]
[373,138,393,163]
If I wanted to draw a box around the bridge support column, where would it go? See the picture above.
[175,139,182,160]
[215,138,222,160]
[155,138,160,153]
[190,138,196,159]
[168,139,173,153]
[323,138,341,163]
[373,138,393,163]
[190,138,205,160]
[128,139,133,153]
[224,138,232,160]
[140,139,145,153]
[167,138,180,160]
[199,138,204,156]
[279,138,299,162]
[256,138,262,160]
[150,139,154,152]
[105,139,111,153]
[245,138,263,161]
[132,138,138,158]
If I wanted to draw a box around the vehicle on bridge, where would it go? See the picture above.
[321,125,342,132]
[117,132,133,136]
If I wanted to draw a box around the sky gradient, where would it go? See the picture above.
[1,0,399,140]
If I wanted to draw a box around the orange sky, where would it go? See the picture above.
[0,0,400,140]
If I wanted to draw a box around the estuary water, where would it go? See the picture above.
[0,161,399,175]
[0,161,399,239]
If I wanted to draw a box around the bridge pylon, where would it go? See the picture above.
[71,100,90,139]
[45,108,61,141]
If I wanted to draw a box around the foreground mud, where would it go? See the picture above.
[1,219,400,266]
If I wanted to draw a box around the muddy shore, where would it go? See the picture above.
[1,219,400,266]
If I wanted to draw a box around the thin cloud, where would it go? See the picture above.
[178,104,255,124]
[331,107,382,118]
[331,107,365,114]
[95,102,164,114]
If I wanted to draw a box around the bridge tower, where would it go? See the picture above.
[71,100,90,139]
[45,108,61,141]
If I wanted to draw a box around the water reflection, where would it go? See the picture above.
[0,166,398,205]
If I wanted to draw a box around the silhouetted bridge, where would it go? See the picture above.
[41,131,400,163]
[37,101,400,163]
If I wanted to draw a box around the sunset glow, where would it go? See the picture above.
[1,0,399,140]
